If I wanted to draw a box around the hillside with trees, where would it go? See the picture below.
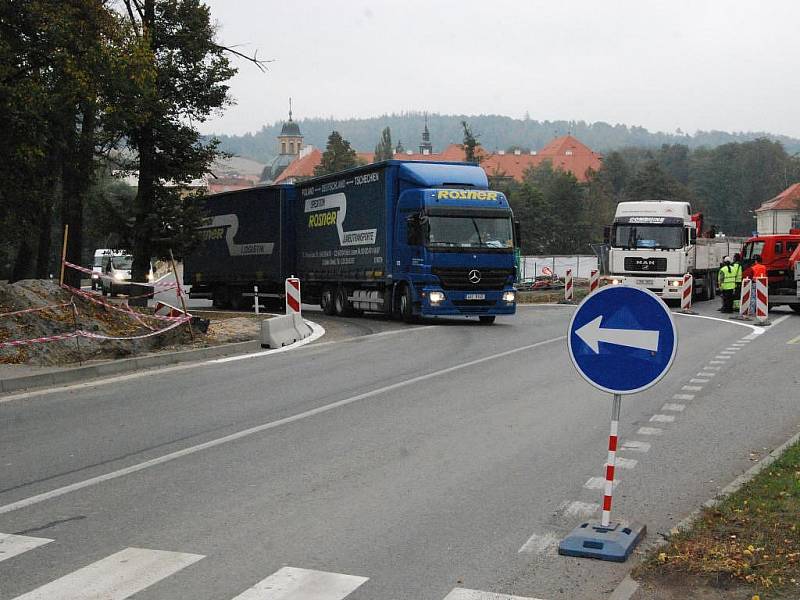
[213,112,800,164]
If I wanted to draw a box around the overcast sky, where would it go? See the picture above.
[200,1,800,138]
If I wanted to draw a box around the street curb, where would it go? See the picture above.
[0,340,260,394]
[610,428,800,600]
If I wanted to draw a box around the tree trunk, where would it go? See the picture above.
[35,163,61,279]
[10,237,35,283]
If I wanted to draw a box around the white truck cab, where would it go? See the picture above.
[606,201,742,301]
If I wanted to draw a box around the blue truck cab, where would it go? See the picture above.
[297,160,517,324]
[393,162,517,322]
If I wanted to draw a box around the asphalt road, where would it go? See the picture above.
[0,300,798,600]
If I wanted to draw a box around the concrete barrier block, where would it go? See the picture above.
[261,315,300,348]
[291,313,312,340]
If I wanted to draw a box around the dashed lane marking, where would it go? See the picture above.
[228,566,368,600]
[697,371,716,377]
[637,427,663,435]
[650,414,676,423]
[720,350,737,354]
[673,394,695,401]
[0,533,52,563]
[713,355,731,360]
[561,500,600,518]
[682,385,702,391]
[10,547,204,600]
[443,589,548,600]
[621,440,651,452]
[662,403,685,412]
[690,378,710,383]
[788,334,800,345]
[518,531,560,554]
[709,360,726,365]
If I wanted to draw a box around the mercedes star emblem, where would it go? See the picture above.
[468,269,481,284]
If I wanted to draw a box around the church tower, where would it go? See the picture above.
[277,98,303,157]
[418,114,433,155]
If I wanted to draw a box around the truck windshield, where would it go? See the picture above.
[614,225,684,249]
[741,241,765,260]
[111,256,134,270]
[426,216,513,249]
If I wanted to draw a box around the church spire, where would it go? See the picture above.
[288,97,293,122]
[419,113,433,154]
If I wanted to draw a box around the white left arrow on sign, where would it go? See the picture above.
[576,315,659,354]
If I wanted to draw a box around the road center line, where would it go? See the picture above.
[0,336,565,515]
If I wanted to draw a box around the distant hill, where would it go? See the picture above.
[210,113,800,165]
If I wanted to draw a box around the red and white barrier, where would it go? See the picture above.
[0,331,79,349]
[589,269,599,293]
[564,269,574,302]
[755,277,770,325]
[0,302,72,319]
[738,278,752,318]
[285,277,301,315]
[153,301,187,318]
[601,416,619,527]
[680,274,693,312]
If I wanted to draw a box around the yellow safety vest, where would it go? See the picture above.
[718,265,736,290]
[732,263,743,284]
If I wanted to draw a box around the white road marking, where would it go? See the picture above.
[708,360,726,365]
[650,414,675,423]
[636,427,663,435]
[0,533,52,563]
[713,355,731,360]
[788,334,800,345]
[690,378,710,383]
[662,403,685,412]
[10,547,203,600]
[673,394,695,400]
[613,457,638,469]
[584,476,618,490]
[673,312,765,332]
[697,371,716,377]
[682,385,702,391]
[720,350,737,355]
[770,315,791,328]
[443,589,547,600]
[704,365,722,370]
[0,335,566,515]
[518,531,559,554]
[621,440,651,452]
[228,566,368,600]
[562,500,600,518]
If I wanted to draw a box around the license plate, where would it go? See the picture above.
[636,279,654,285]
[465,293,485,300]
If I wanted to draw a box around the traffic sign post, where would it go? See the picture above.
[559,285,677,562]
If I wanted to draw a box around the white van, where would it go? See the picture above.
[91,249,126,291]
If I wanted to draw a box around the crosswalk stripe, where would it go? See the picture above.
[443,588,547,600]
[229,566,368,600]
[11,547,204,600]
[0,533,52,563]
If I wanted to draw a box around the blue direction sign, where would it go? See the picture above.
[568,286,677,394]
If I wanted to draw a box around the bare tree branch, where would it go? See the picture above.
[212,44,273,72]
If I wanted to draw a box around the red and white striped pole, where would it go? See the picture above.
[755,277,770,325]
[601,394,621,527]
[589,269,600,293]
[680,274,693,313]
[285,276,301,315]
[738,278,752,319]
[565,269,574,302]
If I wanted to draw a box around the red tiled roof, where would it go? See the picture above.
[274,135,602,183]
[756,183,800,212]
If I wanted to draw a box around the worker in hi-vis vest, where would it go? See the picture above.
[717,256,737,313]
[732,253,743,311]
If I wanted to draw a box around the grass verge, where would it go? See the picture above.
[635,439,800,598]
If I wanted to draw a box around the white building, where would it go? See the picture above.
[755,183,800,234]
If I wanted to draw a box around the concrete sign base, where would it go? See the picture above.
[558,521,646,562]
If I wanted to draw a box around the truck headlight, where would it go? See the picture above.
[147,272,154,282]
[502,291,516,303]
[670,279,682,287]
[429,291,445,304]
[611,278,621,285]
[91,273,100,279]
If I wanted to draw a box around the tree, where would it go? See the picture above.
[626,160,682,201]
[461,121,480,163]
[314,131,359,175]
[117,0,242,298]
[373,126,393,162]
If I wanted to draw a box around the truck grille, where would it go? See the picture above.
[623,257,667,272]
[432,268,513,290]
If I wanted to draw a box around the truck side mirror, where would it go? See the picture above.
[513,220,522,248]
[687,227,696,245]
[603,226,611,244]
[406,214,424,246]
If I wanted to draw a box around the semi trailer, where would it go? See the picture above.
[184,160,518,323]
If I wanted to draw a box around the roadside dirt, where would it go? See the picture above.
[0,280,261,366]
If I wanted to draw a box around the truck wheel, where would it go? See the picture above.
[791,304,800,314]
[334,286,352,317]
[479,316,496,325]
[321,286,336,315]
[399,284,416,323]
[702,275,713,301]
